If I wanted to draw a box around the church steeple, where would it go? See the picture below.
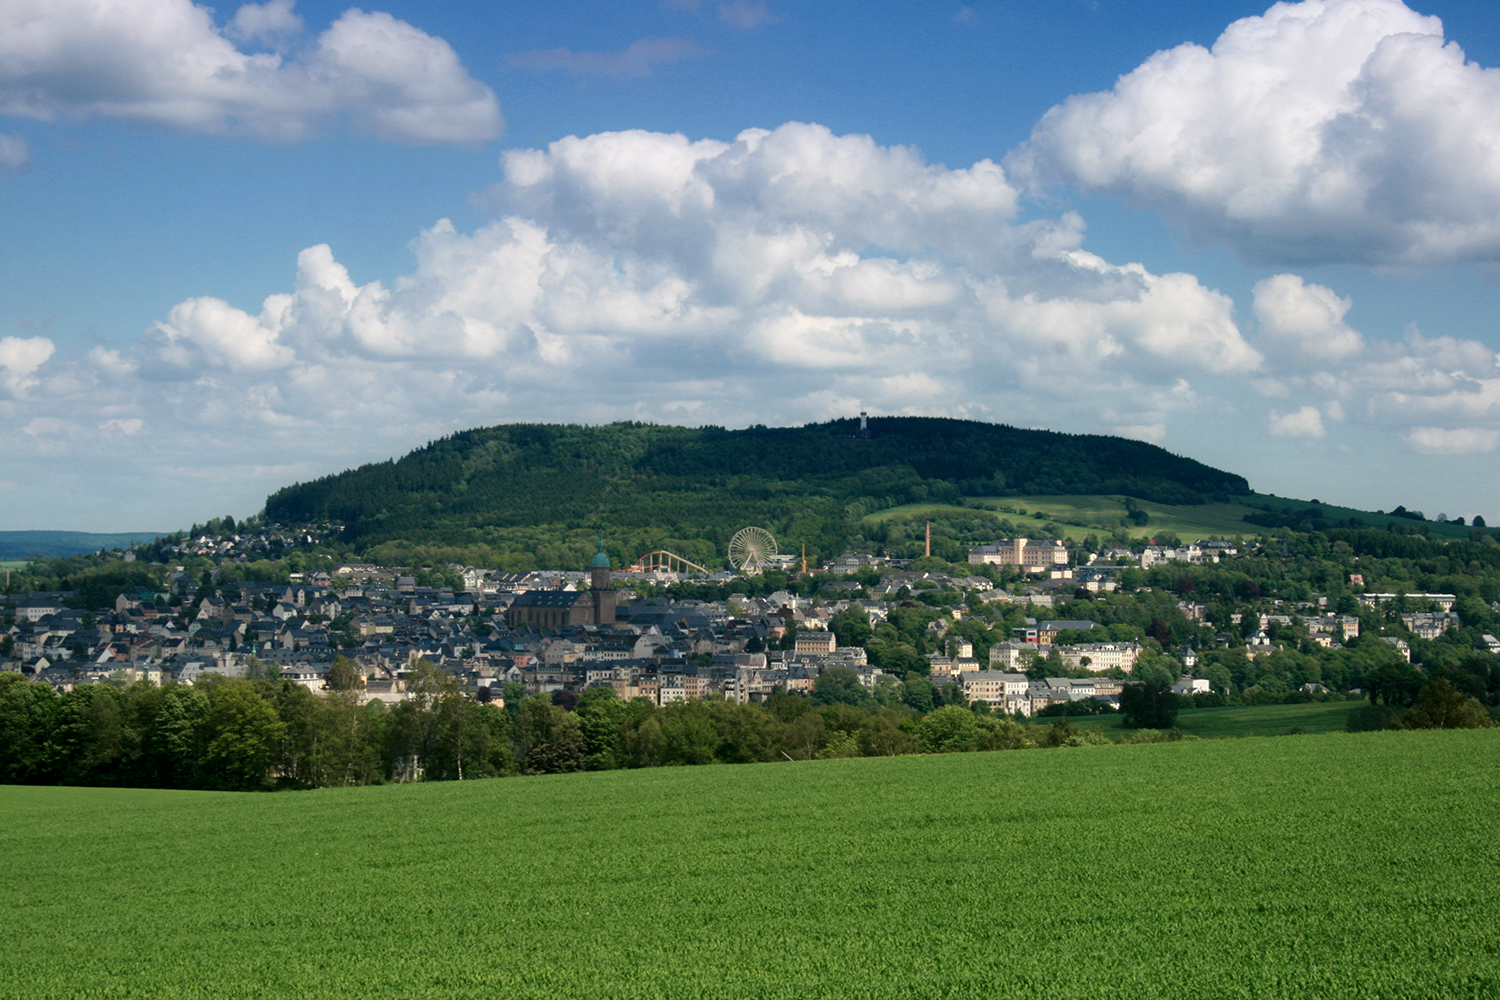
[589,538,616,624]
[589,538,613,592]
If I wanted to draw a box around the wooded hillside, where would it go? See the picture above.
[263,417,1250,569]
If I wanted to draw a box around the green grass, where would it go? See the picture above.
[5,730,1499,998]
[0,560,27,571]
[864,491,1479,545]
[866,494,1263,543]
[1001,494,1262,540]
[1071,701,1361,738]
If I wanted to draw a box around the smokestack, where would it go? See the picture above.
[925,521,931,558]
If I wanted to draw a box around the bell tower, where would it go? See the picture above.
[589,538,616,624]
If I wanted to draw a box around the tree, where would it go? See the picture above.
[514,696,586,774]
[326,655,364,691]
[917,704,980,753]
[576,685,627,769]
[829,605,873,648]
[900,673,936,713]
[1392,679,1494,730]
[199,677,286,790]
[1363,660,1426,708]
[812,665,874,708]
[1201,662,1232,696]
[0,674,60,783]
[1119,679,1178,729]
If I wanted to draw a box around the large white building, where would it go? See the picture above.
[1053,642,1143,673]
[968,538,1069,571]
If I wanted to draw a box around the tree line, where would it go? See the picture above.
[0,659,1235,792]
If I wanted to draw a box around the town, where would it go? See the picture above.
[4,522,1484,723]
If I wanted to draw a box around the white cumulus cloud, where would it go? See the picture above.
[0,0,501,144]
[228,0,303,47]
[1270,405,1327,438]
[1253,273,1365,362]
[0,335,55,395]
[1011,0,1500,266]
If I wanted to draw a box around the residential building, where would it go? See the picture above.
[967,538,1069,571]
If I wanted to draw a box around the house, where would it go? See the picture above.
[960,671,1031,714]
[1398,612,1460,640]
[987,640,1033,670]
[793,630,837,656]
[1016,620,1100,645]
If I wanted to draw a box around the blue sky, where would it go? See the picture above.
[5,0,1500,531]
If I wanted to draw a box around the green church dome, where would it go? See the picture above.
[591,538,612,569]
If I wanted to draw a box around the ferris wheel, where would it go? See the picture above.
[727,526,778,575]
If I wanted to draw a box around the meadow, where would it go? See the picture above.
[865,492,1473,544]
[1070,700,1361,738]
[4,729,1497,999]
[866,495,1262,543]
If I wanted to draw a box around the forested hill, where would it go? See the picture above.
[262,418,1248,568]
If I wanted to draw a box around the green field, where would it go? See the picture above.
[998,495,1261,540]
[5,730,1498,998]
[1071,701,1361,738]
[865,494,1260,543]
[864,491,1474,545]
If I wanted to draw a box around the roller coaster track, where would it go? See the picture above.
[628,550,712,574]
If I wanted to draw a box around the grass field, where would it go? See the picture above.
[1070,701,1361,738]
[865,495,1262,543]
[4,729,1498,998]
[864,491,1475,544]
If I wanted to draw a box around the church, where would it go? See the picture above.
[506,539,617,629]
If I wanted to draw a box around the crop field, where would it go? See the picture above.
[4,730,1498,999]
[1071,701,1361,738]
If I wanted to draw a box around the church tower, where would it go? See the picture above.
[589,538,616,625]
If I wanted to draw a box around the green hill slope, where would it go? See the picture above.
[264,417,1249,567]
[5,730,1497,999]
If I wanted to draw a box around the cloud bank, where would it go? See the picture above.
[0,0,501,144]
[3,123,1266,522]
[1011,0,1500,266]
[6,118,1500,525]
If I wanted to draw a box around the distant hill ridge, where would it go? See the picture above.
[0,531,167,561]
[263,417,1249,561]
